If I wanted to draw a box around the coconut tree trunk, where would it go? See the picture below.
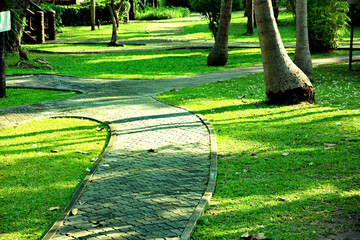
[207,0,233,66]
[293,0,313,81]
[109,0,125,46]
[245,0,254,34]
[254,0,314,104]
[91,0,96,30]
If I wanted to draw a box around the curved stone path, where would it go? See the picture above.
[2,54,359,240]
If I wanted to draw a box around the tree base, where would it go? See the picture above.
[207,49,228,66]
[108,42,125,47]
[267,85,315,105]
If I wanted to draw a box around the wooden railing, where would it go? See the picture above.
[24,0,56,43]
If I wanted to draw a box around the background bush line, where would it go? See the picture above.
[38,1,191,26]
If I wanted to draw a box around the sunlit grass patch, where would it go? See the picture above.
[0,118,109,240]
[158,62,360,239]
[0,88,79,109]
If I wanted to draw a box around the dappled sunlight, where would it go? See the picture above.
[158,63,360,239]
[0,118,109,239]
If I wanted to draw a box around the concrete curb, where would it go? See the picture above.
[42,117,116,240]
[153,97,218,240]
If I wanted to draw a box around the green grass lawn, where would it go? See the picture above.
[157,62,360,239]
[6,48,360,79]
[0,89,110,239]
[0,118,109,240]
[0,88,79,109]
[21,11,357,51]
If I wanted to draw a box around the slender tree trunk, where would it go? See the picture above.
[254,0,314,104]
[293,0,313,81]
[108,0,125,46]
[207,0,233,66]
[91,0,96,30]
[0,32,5,98]
[245,0,254,34]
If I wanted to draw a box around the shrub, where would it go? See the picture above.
[166,0,191,8]
[136,6,190,20]
[307,0,349,52]
[38,1,129,26]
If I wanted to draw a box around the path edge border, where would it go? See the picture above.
[152,97,218,240]
[42,116,116,240]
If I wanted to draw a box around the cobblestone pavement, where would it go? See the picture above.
[3,55,359,240]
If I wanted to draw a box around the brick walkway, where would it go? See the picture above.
[3,54,359,240]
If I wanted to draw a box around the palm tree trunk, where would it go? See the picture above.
[207,0,233,66]
[254,0,314,104]
[293,0,313,81]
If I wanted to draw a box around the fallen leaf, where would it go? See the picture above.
[91,157,98,162]
[241,231,250,238]
[32,144,37,147]
[276,197,290,202]
[69,208,78,216]
[96,127,105,131]
[254,233,267,240]
[309,162,314,166]
[148,149,158,153]
[282,152,290,156]
[76,150,89,155]
[86,168,91,172]
[323,143,336,147]
[50,149,63,153]
[241,231,269,240]
[48,206,60,211]
[336,122,341,126]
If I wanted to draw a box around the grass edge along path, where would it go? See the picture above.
[0,117,110,240]
[0,88,79,109]
[0,89,110,240]
[157,62,360,240]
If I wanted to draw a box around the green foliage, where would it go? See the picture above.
[37,1,129,26]
[189,0,243,39]
[166,0,191,8]
[136,6,190,20]
[189,0,221,38]
[308,0,350,52]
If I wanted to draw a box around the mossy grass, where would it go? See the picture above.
[0,88,79,109]
[0,117,109,240]
[157,62,360,239]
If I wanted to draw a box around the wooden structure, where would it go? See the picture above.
[24,0,56,43]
